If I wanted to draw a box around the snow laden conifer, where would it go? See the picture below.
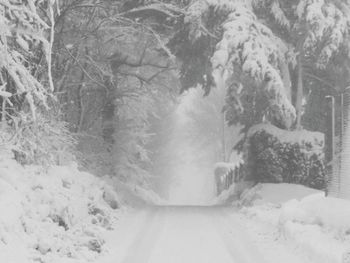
[179,0,350,129]
[252,0,350,128]
[181,0,296,129]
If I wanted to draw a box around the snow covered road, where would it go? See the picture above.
[102,206,313,263]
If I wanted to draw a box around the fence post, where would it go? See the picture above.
[339,93,344,195]
[325,95,335,196]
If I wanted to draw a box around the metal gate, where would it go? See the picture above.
[326,88,350,198]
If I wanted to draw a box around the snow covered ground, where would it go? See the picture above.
[0,150,125,263]
[2,144,349,263]
[237,183,350,263]
[98,205,314,263]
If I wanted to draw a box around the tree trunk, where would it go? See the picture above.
[76,47,90,132]
[295,53,303,130]
[215,68,228,162]
[1,99,6,128]
[279,57,292,103]
[101,80,115,152]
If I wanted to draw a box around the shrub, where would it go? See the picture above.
[245,124,325,190]
[5,111,76,166]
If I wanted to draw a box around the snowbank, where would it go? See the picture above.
[238,183,320,226]
[280,194,350,233]
[240,183,321,206]
[0,151,123,263]
[279,195,350,263]
[238,183,350,263]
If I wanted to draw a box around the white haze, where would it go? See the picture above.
[152,87,241,205]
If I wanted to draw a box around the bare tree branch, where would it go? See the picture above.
[63,45,108,91]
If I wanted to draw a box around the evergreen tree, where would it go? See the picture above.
[132,0,350,131]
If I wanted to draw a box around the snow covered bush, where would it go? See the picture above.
[0,0,55,118]
[0,151,122,263]
[244,124,325,189]
[0,0,76,166]
[9,112,76,166]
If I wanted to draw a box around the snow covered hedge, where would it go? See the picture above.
[244,124,325,190]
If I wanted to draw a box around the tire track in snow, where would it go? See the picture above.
[147,206,237,263]
[106,206,312,263]
[120,206,165,263]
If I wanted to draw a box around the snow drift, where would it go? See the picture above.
[238,183,350,263]
[0,150,122,263]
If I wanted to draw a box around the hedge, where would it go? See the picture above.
[243,124,325,190]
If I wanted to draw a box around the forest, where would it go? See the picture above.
[1,0,348,190]
[1,1,350,262]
